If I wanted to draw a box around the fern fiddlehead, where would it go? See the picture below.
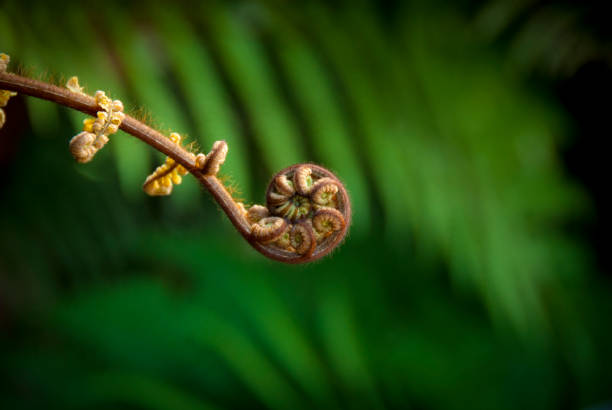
[0,56,350,263]
[246,164,350,262]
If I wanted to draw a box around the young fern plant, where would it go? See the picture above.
[0,53,351,264]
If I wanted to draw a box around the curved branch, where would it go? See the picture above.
[0,72,350,263]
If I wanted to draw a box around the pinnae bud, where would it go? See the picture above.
[247,205,269,224]
[251,217,289,243]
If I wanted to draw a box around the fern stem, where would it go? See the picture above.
[0,71,350,263]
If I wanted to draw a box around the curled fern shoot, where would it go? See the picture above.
[0,54,351,263]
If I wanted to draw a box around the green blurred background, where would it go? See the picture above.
[1,0,611,409]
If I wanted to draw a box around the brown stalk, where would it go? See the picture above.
[0,72,350,263]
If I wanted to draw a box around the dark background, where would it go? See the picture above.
[1,0,611,409]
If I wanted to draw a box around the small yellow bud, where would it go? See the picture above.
[236,202,247,217]
[66,76,85,94]
[177,165,188,176]
[95,91,111,111]
[0,53,9,72]
[0,90,17,107]
[196,153,206,169]
[0,56,15,129]
[105,124,119,135]
[142,130,197,197]
[93,135,109,149]
[110,112,124,125]
[111,100,124,112]
[83,118,95,132]
[92,121,103,133]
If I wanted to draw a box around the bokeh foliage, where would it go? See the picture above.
[1,0,611,409]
